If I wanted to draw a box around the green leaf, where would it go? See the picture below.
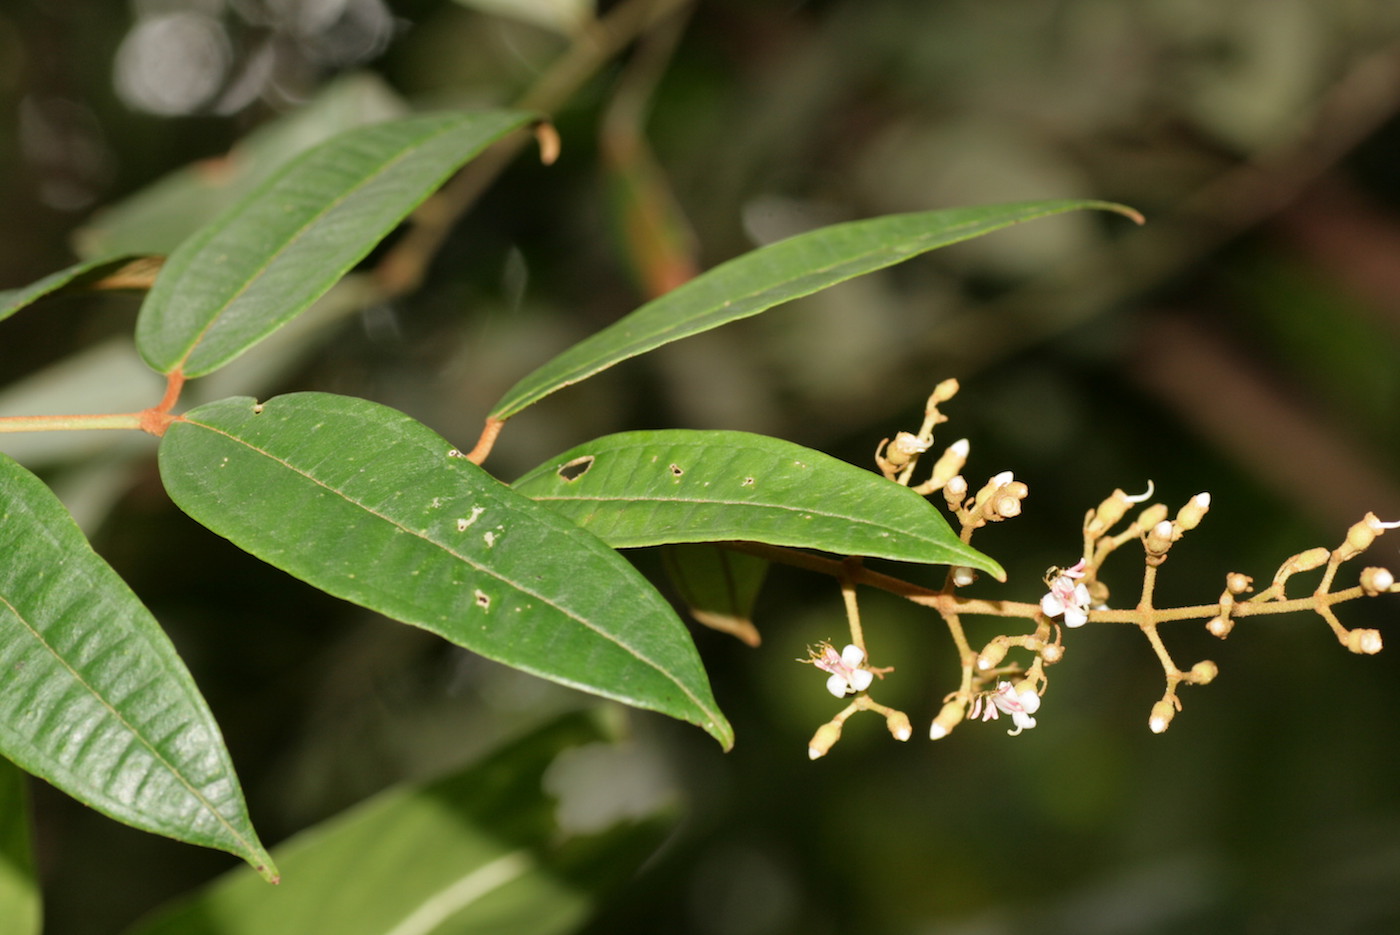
[124,712,675,935]
[0,455,275,880]
[513,429,1002,577]
[158,393,731,748]
[489,199,1142,420]
[136,109,537,378]
[0,758,40,935]
[75,74,409,259]
[662,544,768,647]
[0,255,148,324]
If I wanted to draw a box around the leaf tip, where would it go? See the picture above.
[976,555,1008,583]
[534,121,561,166]
[250,853,280,884]
[703,713,736,752]
[1105,202,1145,226]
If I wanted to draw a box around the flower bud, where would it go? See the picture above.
[1137,503,1169,530]
[884,431,929,469]
[1206,615,1234,638]
[926,438,970,490]
[951,566,978,588]
[929,699,966,740]
[1188,660,1219,684]
[1274,547,1330,586]
[1339,514,1379,559]
[1346,628,1383,655]
[886,710,913,742]
[1360,566,1395,596]
[1145,519,1176,556]
[1226,573,1253,595]
[1148,699,1176,734]
[930,378,960,405]
[1176,492,1211,531]
[977,641,1009,671]
[808,721,843,760]
[1040,642,1064,664]
[944,475,968,512]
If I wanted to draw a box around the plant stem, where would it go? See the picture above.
[0,413,144,433]
[721,541,1374,627]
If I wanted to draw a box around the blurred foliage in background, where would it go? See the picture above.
[4,0,1400,932]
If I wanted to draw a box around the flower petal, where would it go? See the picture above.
[826,674,849,697]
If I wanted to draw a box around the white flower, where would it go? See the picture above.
[972,681,1042,736]
[811,643,874,697]
[1041,558,1091,628]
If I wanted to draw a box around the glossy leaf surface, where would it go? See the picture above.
[158,393,731,747]
[489,199,1140,419]
[124,713,674,935]
[513,429,1002,577]
[0,455,274,879]
[136,110,535,378]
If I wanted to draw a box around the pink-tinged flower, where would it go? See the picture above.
[1041,558,1091,628]
[971,681,1042,736]
[809,643,874,697]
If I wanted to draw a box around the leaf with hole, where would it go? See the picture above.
[0,454,275,880]
[123,712,675,935]
[158,393,731,748]
[136,109,536,378]
[489,199,1141,420]
[513,429,1002,577]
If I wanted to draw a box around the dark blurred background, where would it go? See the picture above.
[4,1,1400,932]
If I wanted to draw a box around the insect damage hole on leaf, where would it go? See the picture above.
[670,464,684,478]
[456,506,486,531]
[557,455,595,481]
[474,589,491,610]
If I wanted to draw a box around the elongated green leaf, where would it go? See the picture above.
[158,393,731,748]
[136,110,536,378]
[125,713,675,935]
[0,255,148,324]
[489,199,1142,420]
[513,429,1002,577]
[0,758,40,935]
[0,455,275,880]
[76,73,408,258]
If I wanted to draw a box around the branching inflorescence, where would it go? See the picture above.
[802,379,1400,759]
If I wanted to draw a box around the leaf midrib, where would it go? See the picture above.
[180,415,721,725]
[527,491,944,540]
[0,591,253,852]
[497,207,1050,415]
[169,119,461,373]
